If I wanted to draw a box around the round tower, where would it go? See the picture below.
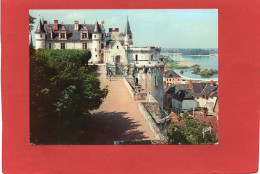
[92,21,102,64]
[34,19,46,49]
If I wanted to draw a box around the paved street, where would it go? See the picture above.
[80,64,154,144]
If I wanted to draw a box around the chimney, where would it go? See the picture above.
[210,80,214,86]
[109,28,112,32]
[43,20,47,24]
[101,21,104,28]
[54,20,58,31]
[115,28,119,32]
[189,80,193,89]
[74,21,79,31]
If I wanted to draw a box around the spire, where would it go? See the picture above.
[124,16,132,35]
[35,19,46,34]
[93,21,102,33]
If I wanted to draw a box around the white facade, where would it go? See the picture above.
[34,19,105,64]
[92,33,102,63]
[47,42,93,50]
[35,33,45,49]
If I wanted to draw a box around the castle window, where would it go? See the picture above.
[154,76,157,86]
[94,35,96,38]
[40,34,42,38]
[135,55,138,61]
[82,33,87,39]
[61,43,65,49]
[101,43,104,49]
[129,35,132,39]
[49,43,51,49]
[61,33,66,39]
[151,54,153,60]
[83,43,87,49]
[117,46,119,49]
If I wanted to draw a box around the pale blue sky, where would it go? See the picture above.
[30,9,218,48]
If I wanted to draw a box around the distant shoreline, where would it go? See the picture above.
[161,53,218,56]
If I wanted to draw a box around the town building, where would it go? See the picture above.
[163,70,181,87]
[163,80,218,114]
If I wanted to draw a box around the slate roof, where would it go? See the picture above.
[124,17,132,35]
[35,19,46,34]
[164,84,189,95]
[93,21,102,33]
[107,41,116,49]
[209,90,218,98]
[201,85,218,98]
[106,40,125,49]
[175,89,194,102]
[43,23,103,41]
[164,82,213,99]
[164,70,181,78]
[192,83,209,97]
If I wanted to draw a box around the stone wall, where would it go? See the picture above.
[123,78,147,100]
[123,78,135,99]
[139,102,170,141]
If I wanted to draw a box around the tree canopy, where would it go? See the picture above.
[29,14,36,33]
[30,48,108,144]
[167,112,218,145]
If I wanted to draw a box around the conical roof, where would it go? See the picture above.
[124,17,132,35]
[35,19,46,34]
[93,21,102,33]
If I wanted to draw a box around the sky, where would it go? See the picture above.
[29,9,218,48]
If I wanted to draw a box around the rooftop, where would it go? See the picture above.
[164,70,181,78]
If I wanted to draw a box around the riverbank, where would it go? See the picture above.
[161,53,218,57]
[165,61,200,70]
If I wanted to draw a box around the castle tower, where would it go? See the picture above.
[92,21,102,63]
[34,19,46,49]
[124,17,133,46]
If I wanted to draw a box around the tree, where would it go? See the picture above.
[29,14,36,33]
[167,112,218,144]
[30,48,108,144]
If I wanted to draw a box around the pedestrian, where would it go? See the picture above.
[109,69,112,81]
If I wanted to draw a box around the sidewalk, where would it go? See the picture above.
[80,64,154,144]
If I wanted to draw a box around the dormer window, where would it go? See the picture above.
[82,33,87,39]
[61,33,65,39]
[81,25,89,40]
[59,25,67,40]
[48,32,52,39]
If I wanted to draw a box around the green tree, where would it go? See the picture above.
[29,14,36,33]
[30,48,108,144]
[167,112,218,145]
[192,67,201,74]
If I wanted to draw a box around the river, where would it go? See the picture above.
[161,54,218,80]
